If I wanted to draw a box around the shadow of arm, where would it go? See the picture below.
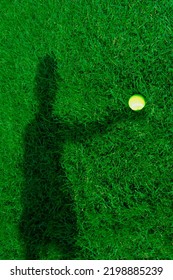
[54,108,120,143]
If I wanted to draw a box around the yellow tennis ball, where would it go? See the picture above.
[128,94,146,111]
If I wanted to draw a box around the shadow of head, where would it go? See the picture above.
[34,52,63,114]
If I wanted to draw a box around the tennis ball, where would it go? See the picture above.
[128,94,146,111]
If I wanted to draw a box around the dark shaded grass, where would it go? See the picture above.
[18,54,79,260]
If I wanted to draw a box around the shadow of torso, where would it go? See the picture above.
[19,112,80,260]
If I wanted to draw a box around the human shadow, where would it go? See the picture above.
[18,52,144,260]
[18,53,80,260]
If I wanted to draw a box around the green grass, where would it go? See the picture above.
[0,0,173,260]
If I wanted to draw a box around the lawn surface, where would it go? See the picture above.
[0,0,173,260]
